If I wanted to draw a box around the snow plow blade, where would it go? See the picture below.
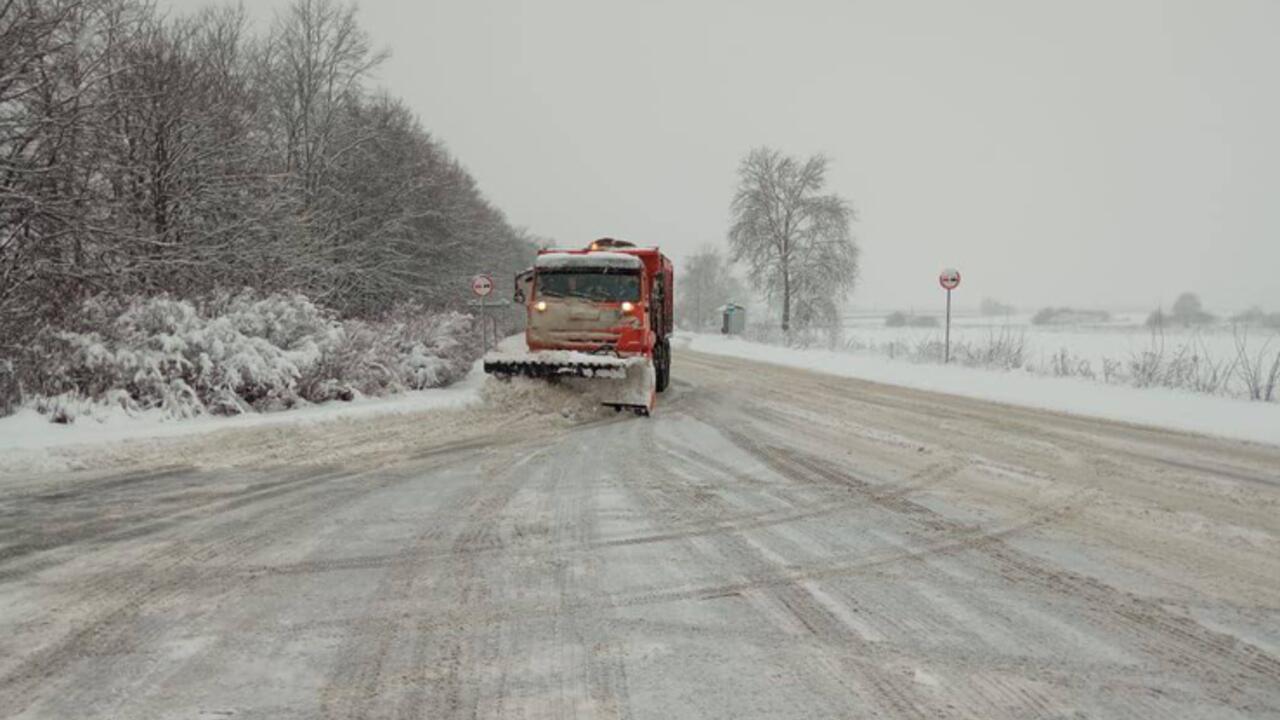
[483,352,635,380]
[483,351,656,415]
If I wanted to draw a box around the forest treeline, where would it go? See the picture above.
[1,0,538,414]
[0,0,535,343]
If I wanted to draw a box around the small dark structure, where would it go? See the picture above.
[719,303,746,335]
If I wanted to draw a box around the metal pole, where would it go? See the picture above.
[487,304,495,351]
[945,288,952,364]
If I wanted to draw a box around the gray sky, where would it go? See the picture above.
[162,0,1280,312]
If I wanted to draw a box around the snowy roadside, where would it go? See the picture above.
[678,333,1280,447]
[0,362,486,476]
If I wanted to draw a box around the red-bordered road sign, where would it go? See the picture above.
[939,268,961,291]
[471,274,494,297]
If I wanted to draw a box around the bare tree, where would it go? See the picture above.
[677,245,745,330]
[728,147,858,332]
[1,0,139,332]
[264,0,387,205]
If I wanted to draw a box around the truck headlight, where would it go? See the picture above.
[620,301,634,313]
[535,300,547,312]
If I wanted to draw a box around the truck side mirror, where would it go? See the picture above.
[514,269,534,305]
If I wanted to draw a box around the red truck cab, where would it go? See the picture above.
[523,238,673,392]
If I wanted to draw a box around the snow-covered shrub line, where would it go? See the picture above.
[839,329,1029,372]
[12,291,480,424]
[734,324,1280,402]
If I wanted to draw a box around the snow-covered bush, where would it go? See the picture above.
[18,292,480,422]
[858,331,1028,371]
[1032,307,1111,326]
[302,307,478,400]
[884,311,908,328]
[1124,333,1237,396]
[885,312,938,328]
[30,293,328,418]
[955,329,1027,370]
[1231,307,1280,330]
[1233,329,1280,402]
[1049,348,1095,379]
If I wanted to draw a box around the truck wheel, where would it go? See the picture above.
[655,339,671,393]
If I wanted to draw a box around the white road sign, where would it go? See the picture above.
[471,274,494,297]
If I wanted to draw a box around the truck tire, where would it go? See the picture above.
[655,338,671,393]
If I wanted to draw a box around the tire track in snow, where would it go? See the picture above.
[0,464,418,718]
[682,393,1280,715]
[610,418,942,718]
[317,447,539,719]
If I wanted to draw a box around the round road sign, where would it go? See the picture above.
[939,268,961,291]
[471,274,494,297]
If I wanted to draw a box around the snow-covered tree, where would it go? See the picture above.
[677,245,746,330]
[727,147,858,332]
[0,0,539,415]
[1171,292,1214,326]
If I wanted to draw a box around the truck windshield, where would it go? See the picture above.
[537,270,640,302]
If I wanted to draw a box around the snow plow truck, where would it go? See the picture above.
[483,238,673,416]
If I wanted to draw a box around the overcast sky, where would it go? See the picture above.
[161,0,1279,312]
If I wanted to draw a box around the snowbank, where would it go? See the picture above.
[0,363,485,475]
[680,333,1280,447]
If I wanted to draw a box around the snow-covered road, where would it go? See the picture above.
[2,349,1279,718]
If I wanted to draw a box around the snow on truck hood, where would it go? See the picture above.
[534,252,642,270]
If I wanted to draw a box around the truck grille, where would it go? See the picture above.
[547,330,621,344]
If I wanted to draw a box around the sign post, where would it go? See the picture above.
[471,274,494,353]
[938,268,961,363]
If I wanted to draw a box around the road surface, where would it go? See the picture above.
[2,349,1279,719]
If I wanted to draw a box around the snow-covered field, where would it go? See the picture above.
[680,330,1280,447]
[840,312,1265,377]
